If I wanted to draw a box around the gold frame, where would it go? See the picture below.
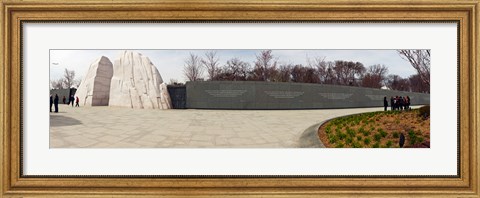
[1,0,478,197]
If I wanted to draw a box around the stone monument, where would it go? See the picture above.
[109,50,172,109]
[75,56,114,106]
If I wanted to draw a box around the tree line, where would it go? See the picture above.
[183,50,430,93]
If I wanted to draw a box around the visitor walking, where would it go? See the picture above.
[50,94,53,112]
[383,97,388,111]
[70,95,74,107]
[62,96,66,104]
[75,96,80,107]
[54,94,59,113]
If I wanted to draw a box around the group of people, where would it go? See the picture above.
[50,94,80,113]
[383,96,411,111]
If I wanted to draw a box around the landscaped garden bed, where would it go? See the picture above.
[318,106,430,148]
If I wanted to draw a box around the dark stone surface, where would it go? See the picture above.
[167,85,187,109]
[186,81,430,109]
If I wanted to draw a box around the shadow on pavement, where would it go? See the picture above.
[50,114,82,127]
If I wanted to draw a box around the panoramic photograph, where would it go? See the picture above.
[49,49,430,148]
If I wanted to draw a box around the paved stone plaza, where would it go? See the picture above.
[50,105,389,148]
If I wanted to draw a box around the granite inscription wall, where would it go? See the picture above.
[186,81,430,109]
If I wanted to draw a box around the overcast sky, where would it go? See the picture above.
[50,49,417,84]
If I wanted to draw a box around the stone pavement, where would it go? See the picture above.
[50,105,389,148]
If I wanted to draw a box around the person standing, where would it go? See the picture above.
[406,96,411,110]
[70,95,74,107]
[383,96,388,111]
[399,133,405,148]
[390,96,394,111]
[75,96,80,107]
[393,96,398,110]
[62,96,66,104]
[54,94,59,113]
[50,94,53,112]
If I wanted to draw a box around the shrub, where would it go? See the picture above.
[373,142,380,148]
[328,135,338,144]
[386,140,393,148]
[419,105,430,118]
[374,133,382,142]
[408,129,417,145]
[379,130,387,138]
[335,143,344,148]
[362,130,371,136]
[336,131,347,140]
[418,137,424,143]
[358,126,365,133]
[364,137,371,145]
[392,132,399,138]
[352,141,362,148]
[345,137,353,145]
[325,126,332,134]
[357,135,362,141]
[347,128,356,137]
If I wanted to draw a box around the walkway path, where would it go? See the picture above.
[50,106,388,148]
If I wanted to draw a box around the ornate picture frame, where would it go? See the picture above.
[1,0,478,197]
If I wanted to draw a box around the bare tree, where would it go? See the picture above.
[397,50,430,86]
[183,53,204,82]
[307,56,328,83]
[386,74,410,91]
[224,57,250,81]
[274,64,293,82]
[50,79,64,89]
[361,64,389,88]
[333,61,365,86]
[63,68,77,89]
[291,64,320,83]
[408,74,429,93]
[322,61,337,85]
[201,51,220,80]
[253,50,277,81]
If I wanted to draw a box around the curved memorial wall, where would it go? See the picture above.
[186,81,430,110]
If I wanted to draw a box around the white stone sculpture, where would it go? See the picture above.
[159,83,172,109]
[75,56,114,106]
[109,50,172,109]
